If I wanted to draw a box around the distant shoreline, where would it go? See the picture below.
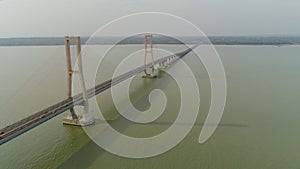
[1,36,300,46]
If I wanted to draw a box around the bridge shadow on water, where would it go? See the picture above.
[93,119,248,128]
[57,120,248,169]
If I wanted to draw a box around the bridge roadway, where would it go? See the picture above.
[0,45,198,145]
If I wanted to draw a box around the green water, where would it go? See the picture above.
[1,45,300,169]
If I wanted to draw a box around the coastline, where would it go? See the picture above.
[1,36,300,47]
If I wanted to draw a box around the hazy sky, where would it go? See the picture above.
[0,0,300,37]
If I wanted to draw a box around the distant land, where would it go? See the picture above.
[1,36,300,46]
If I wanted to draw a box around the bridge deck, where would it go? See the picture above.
[0,45,197,145]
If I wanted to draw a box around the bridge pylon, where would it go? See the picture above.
[63,36,94,126]
[141,34,157,78]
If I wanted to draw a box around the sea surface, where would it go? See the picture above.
[0,45,300,169]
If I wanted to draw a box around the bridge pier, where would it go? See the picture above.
[63,36,94,126]
[159,55,179,70]
[159,61,169,69]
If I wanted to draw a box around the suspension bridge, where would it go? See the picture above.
[0,35,198,145]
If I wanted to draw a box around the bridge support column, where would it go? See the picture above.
[141,34,157,78]
[63,36,94,126]
[159,60,168,69]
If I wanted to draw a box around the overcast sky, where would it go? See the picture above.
[0,0,300,37]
